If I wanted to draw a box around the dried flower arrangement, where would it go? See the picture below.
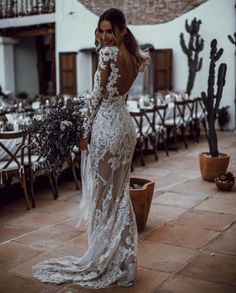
[28,94,85,176]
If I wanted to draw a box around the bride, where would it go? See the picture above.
[33,8,149,289]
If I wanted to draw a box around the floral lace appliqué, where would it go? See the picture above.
[33,46,138,289]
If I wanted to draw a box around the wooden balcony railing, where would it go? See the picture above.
[0,0,55,19]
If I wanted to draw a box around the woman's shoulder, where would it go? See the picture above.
[99,46,119,61]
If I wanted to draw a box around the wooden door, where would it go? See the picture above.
[59,53,77,95]
[153,49,172,92]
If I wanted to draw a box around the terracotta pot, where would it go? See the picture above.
[129,177,155,231]
[199,152,230,182]
[215,178,234,191]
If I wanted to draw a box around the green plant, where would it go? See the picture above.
[217,172,235,183]
[201,39,227,157]
[28,94,84,176]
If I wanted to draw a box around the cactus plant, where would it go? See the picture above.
[228,33,236,46]
[180,18,204,96]
[201,39,227,157]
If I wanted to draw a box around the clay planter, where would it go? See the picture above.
[199,152,230,182]
[215,178,234,191]
[129,177,155,231]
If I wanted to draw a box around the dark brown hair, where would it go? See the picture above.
[97,8,149,70]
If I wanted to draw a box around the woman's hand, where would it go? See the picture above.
[80,137,89,151]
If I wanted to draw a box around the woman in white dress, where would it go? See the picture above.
[33,8,149,289]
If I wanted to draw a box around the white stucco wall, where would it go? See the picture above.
[0,37,18,96]
[14,37,39,99]
[131,0,236,129]
[56,0,236,129]
[77,51,93,93]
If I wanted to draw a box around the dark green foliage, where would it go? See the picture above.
[180,18,204,96]
[201,39,227,157]
[28,94,85,176]
[217,106,230,131]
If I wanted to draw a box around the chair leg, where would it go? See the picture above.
[140,147,145,166]
[181,125,188,148]
[166,127,171,149]
[26,167,35,208]
[202,119,208,140]
[173,127,178,151]
[137,139,145,166]
[188,121,193,139]
[151,135,158,161]
[49,173,58,200]
[161,130,169,156]
[193,118,200,142]
[21,174,31,210]
[71,160,80,190]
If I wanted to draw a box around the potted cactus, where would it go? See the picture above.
[199,39,229,181]
[215,172,235,191]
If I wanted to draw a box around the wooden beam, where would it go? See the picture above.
[0,25,55,38]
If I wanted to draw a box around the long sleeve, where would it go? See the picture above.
[82,47,118,139]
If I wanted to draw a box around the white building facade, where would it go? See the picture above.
[0,0,235,129]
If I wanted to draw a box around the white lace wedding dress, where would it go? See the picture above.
[33,46,146,288]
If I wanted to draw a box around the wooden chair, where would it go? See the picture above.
[155,104,169,157]
[165,100,188,150]
[142,107,158,161]
[0,131,32,209]
[184,99,195,139]
[26,134,59,208]
[130,110,146,166]
[193,97,208,142]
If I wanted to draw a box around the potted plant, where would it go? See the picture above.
[129,177,155,231]
[199,39,229,181]
[215,172,235,191]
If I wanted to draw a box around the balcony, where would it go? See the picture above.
[0,0,55,19]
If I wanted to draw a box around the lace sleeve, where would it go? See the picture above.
[82,46,118,139]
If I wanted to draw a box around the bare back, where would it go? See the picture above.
[114,48,139,95]
[97,46,139,100]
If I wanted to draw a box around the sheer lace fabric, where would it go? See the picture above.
[33,46,141,288]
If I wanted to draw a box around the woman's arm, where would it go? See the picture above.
[80,47,118,149]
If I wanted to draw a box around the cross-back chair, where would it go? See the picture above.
[26,133,59,208]
[130,110,146,166]
[184,99,195,139]
[165,100,188,150]
[193,97,208,142]
[0,131,32,209]
[155,104,169,157]
[142,107,158,161]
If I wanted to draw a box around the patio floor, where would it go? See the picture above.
[0,131,236,293]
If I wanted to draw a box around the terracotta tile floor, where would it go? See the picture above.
[0,131,236,293]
